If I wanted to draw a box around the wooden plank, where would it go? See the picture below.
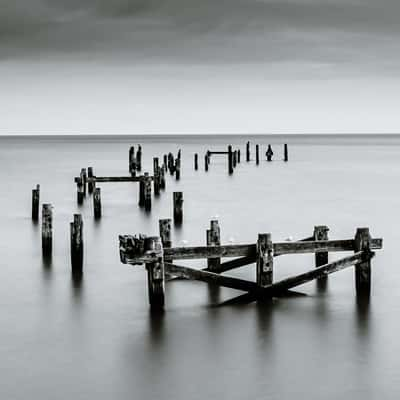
[164,243,256,260]
[273,238,382,256]
[208,151,229,155]
[214,255,256,273]
[87,176,150,183]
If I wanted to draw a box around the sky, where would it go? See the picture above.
[1,0,400,134]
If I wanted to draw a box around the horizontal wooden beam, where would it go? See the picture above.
[208,151,229,155]
[273,238,382,256]
[164,244,256,260]
[214,256,257,273]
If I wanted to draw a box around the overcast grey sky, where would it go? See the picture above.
[1,0,400,134]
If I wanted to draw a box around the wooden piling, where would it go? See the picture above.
[42,204,52,256]
[194,153,198,170]
[207,220,221,272]
[81,168,87,196]
[163,154,168,169]
[237,150,241,163]
[266,145,273,161]
[175,158,181,180]
[77,177,84,205]
[228,145,233,174]
[246,141,250,162]
[173,192,183,224]
[93,188,102,219]
[233,150,237,168]
[159,219,172,249]
[136,145,142,172]
[139,178,145,207]
[284,144,288,162]
[129,146,134,174]
[354,228,372,296]
[144,173,152,211]
[160,166,166,190]
[168,153,175,175]
[32,184,40,221]
[256,145,259,165]
[153,158,160,196]
[144,237,165,310]
[256,233,273,287]
[205,154,209,172]
[314,226,329,285]
[87,167,94,194]
[70,214,84,274]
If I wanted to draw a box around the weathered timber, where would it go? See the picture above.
[314,225,329,285]
[77,177,84,205]
[168,153,175,175]
[145,237,165,310]
[70,214,84,274]
[144,173,152,211]
[93,188,102,219]
[194,153,198,170]
[159,219,172,249]
[160,166,166,190]
[256,144,259,165]
[139,178,145,207]
[208,151,228,155]
[87,167,94,193]
[273,238,382,256]
[215,256,257,273]
[163,154,168,169]
[233,150,237,168]
[175,158,181,180]
[42,204,53,256]
[32,184,40,221]
[237,149,241,163]
[256,233,273,287]
[153,158,160,196]
[129,146,134,174]
[87,176,152,183]
[177,149,181,160]
[246,141,250,161]
[266,145,273,161]
[136,145,142,172]
[173,192,183,224]
[205,154,209,171]
[207,220,221,272]
[81,168,87,196]
[354,228,372,296]
[228,145,233,174]
[284,144,288,162]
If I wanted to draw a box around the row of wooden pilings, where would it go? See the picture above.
[119,223,383,310]
[194,143,289,173]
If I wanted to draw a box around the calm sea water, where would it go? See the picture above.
[0,135,399,399]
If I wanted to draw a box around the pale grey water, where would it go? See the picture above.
[0,135,399,399]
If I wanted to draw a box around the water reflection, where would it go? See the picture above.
[71,271,84,304]
[355,294,371,337]
[148,309,166,347]
[207,284,221,305]
[316,277,328,293]
[42,254,52,279]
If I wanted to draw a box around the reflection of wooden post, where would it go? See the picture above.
[145,237,165,310]
[32,184,40,221]
[93,188,102,219]
[246,141,250,161]
[173,192,183,224]
[228,145,233,174]
[314,225,329,285]
[42,204,53,256]
[354,228,372,297]
[284,144,288,162]
[207,220,221,272]
[256,233,273,287]
[70,214,84,275]
[194,153,198,170]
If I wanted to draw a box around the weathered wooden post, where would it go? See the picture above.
[139,177,145,207]
[314,225,329,285]
[163,154,168,169]
[266,145,274,161]
[175,158,181,180]
[354,228,372,296]
[129,146,134,174]
[246,141,250,161]
[237,149,241,163]
[159,219,172,277]
[256,233,273,288]
[77,177,84,205]
[205,154,209,171]
[81,168,87,196]
[194,153,198,170]
[87,167,94,194]
[168,153,175,175]
[228,145,233,174]
[284,144,288,162]
[173,192,183,224]
[70,214,84,275]
[93,188,102,219]
[256,145,259,165]
[145,236,165,310]
[136,145,142,172]
[153,158,160,196]
[144,173,152,211]
[32,184,40,221]
[177,149,181,160]
[207,220,221,272]
[42,204,53,256]
[160,166,166,190]
[233,150,237,168]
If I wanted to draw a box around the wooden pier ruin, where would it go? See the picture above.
[119,223,383,310]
